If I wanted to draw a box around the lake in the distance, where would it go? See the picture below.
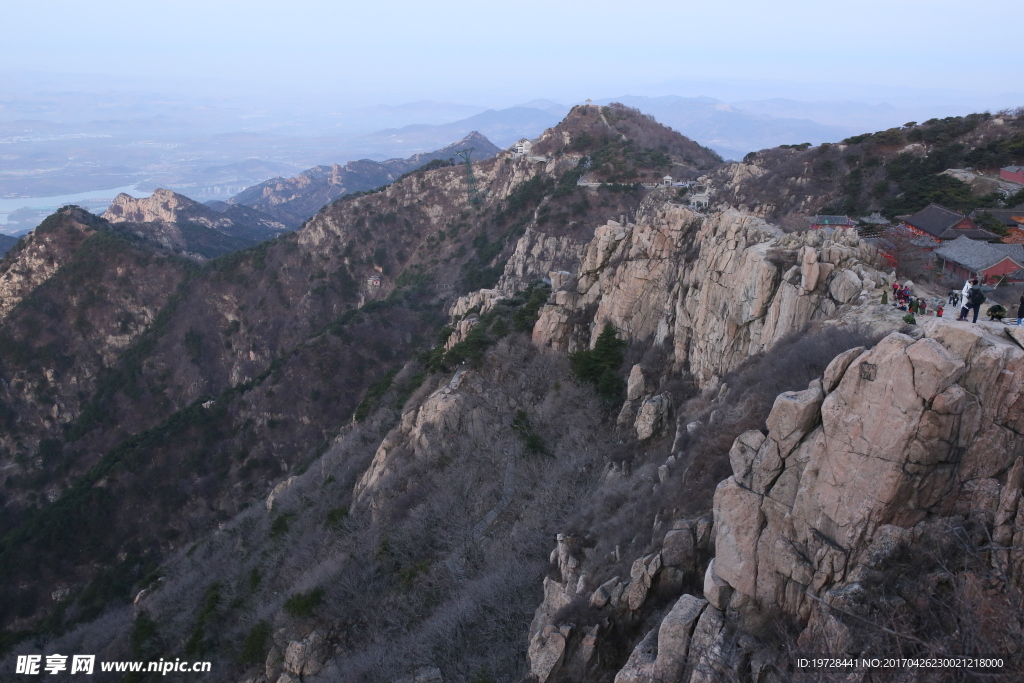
[0,185,153,230]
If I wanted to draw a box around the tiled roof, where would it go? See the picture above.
[905,203,969,237]
[968,207,1024,227]
[811,215,853,225]
[1003,166,1024,173]
[934,236,1024,273]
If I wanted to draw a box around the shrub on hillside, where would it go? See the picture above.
[570,322,627,406]
[284,587,325,618]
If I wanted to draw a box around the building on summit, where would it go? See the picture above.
[901,203,1000,242]
[933,235,1024,283]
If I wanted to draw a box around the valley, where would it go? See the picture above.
[2,102,1024,683]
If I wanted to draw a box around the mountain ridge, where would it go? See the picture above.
[2,105,1024,683]
[229,131,501,228]
[102,188,289,258]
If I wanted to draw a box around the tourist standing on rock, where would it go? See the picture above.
[1017,293,1024,326]
[958,279,973,320]
[948,289,959,306]
[965,280,985,324]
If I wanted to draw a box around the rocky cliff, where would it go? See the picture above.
[103,189,227,226]
[0,210,102,322]
[529,203,889,387]
[102,188,287,258]
[525,317,1024,683]
[7,104,1023,683]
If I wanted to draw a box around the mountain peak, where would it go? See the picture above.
[529,102,724,181]
[102,188,201,224]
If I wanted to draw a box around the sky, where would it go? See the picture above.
[4,0,1023,108]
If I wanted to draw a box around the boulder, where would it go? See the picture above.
[265,644,283,682]
[906,337,965,401]
[635,394,669,440]
[528,625,570,683]
[653,595,708,682]
[822,346,865,393]
[661,527,697,570]
[627,364,647,400]
[748,437,783,494]
[626,553,662,610]
[799,246,820,292]
[283,631,327,677]
[414,668,444,683]
[703,559,733,610]
[591,576,620,608]
[765,385,823,457]
[728,429,767,486]
[686,606,727,683]
[617,399,639,427]
[921,318,983,359]
[712,478,764,598]
[828,269,862,304]
[1007,325,1024,351]
[614,628,657,683]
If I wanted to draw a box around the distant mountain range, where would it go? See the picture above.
[333,108,559,159]
[594,95,854,160]
[337,97,858,162]
[0,233,17,256]
[230,131,501,227]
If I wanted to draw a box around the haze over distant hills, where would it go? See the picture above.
[593,95,853,160]
[2,70,1020,234]
[355,107,561,155]
[230,132,502,227]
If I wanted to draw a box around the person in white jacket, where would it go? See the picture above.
[958,279,972,320]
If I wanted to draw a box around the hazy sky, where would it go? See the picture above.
[4,0,1023,107]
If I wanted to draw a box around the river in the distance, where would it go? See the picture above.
[0,185,153,232]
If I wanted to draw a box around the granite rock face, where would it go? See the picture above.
[529,317,1024,683]
[531,206,889,387]
[103,189,228,226]
[709,318,1024,625]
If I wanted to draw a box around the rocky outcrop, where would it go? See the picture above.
[101,188,287,258]
[532,318,1024,683]
[498,228,586,296]
[708,317,1024,627]
[282,631,329,678]
[104,189,228,226]
[353,368,480,501]
[527,517,713,683]
[0,209,97,321]
[532,206,890,386]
